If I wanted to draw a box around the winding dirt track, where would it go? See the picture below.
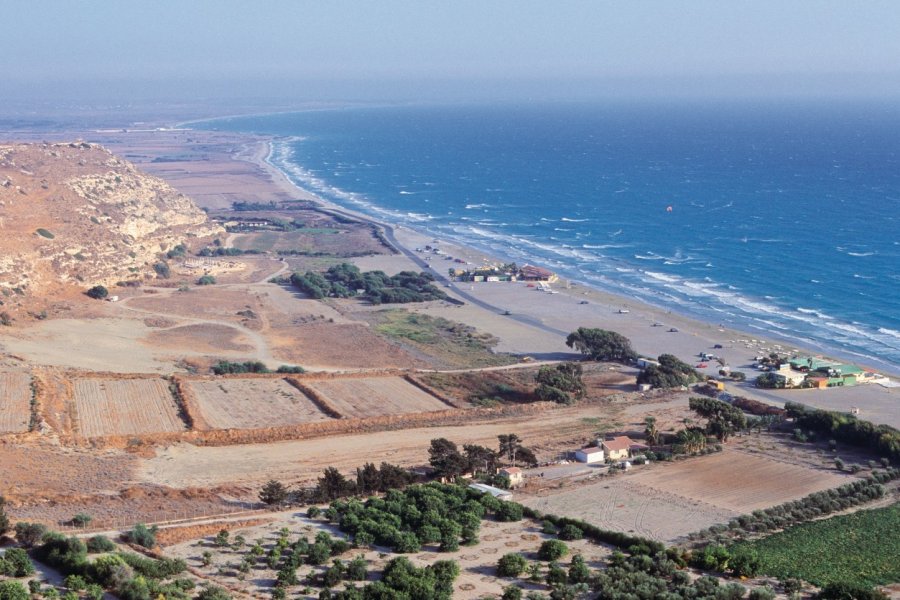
[116,259,293,368]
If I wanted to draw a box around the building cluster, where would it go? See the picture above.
[450,263,557,283]
[574,435,648,465]
[772,356,880,389]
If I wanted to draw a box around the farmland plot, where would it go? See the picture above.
[520,478,737,544]
[187,378,333,429]
[629,450,850,512]
[306,377,449,418]
[0,372,31,433]
[73,379,186,437]
[520,449,850,543]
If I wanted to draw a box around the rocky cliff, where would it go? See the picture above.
[0,142,222,297]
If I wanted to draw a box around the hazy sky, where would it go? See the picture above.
[4,0,900,105]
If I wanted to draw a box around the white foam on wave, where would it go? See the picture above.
[561,217,589,222]
[847,251,875,257]
[644,271,680,283]
[879,327,900,340]
[797,307,834,320]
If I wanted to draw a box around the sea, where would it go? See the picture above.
[194,101,900,374]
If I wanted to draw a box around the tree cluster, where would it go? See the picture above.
[565,328,637,363]
[33,532,195,600]
[259,462,418,506]
[290,263,447,304]
[637,354,704,389]
[322,483,521,555]
[688,396,748,442]
[594,551,778,600]
[321,555,459,600]
[428,435,537,479]
[786,402,900,463]
[534,363,585,405]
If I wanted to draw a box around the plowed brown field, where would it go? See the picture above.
[73,378,187,437]
[0,372,31,433]
[519,448,852,543]
[305,377,449,418]
[187,378,334,429]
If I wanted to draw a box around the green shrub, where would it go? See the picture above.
[558,524,583,541]
[537,540,569,561]
[0,581,29,600]
[36,229,55,239]
[497,553,528,577]
[197,275,216,285]
[14,522,47,547]
[125,523,158,548]
[86,535,116,553]
[86,285,108,300]
[0,548,34,577]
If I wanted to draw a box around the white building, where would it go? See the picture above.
[574,447,605,464]
[468,483,513,501]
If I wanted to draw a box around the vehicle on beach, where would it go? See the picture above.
[579,300,589,304]
[669,327,679,332]
[617,309,630,314]
[696,363,708,368]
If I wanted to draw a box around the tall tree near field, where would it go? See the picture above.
[428,438,469,478]
[498,434,523,463]
[644,417,660,446]
[356,462,381,495]
[258,480,288,506]
[317,467,355,500]
[463,444,498,475]
[689,397,747,442]
[0,496,9,536]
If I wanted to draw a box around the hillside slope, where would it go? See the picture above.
[0,142,222,298]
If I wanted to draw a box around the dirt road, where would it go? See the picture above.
[139,395,686,489]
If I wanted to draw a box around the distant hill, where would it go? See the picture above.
[0,142,222,299]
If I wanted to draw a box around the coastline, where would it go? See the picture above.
[247,135,900,382]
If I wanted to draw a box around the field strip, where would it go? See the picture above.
[73,378,186,437]
[0,372,31,433]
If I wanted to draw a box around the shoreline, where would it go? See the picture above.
[244,135,899,381]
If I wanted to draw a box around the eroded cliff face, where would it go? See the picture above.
[0,142,223,295]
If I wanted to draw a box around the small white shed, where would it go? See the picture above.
[574,447,605,464]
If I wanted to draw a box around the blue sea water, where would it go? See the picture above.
[195,102,900,373]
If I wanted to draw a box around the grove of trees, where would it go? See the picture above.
[637,354,704,389]
[565,328,637,363]
[290,263,447,304]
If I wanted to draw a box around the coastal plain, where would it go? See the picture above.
[0,125,897,598]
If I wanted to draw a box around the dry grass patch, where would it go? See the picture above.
[0,372,32,433]
[304,377,451,418]
[186,378,334,429]
[73,378,187,437]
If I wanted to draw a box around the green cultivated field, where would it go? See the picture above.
[732,503,900,587]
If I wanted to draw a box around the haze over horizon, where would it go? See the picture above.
[3,0,900,112]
